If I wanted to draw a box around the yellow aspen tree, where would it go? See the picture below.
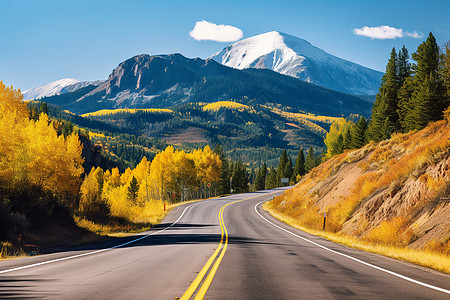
[79,167,107,219]
[0,82,29,182]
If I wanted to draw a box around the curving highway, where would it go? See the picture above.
[0,188,449,299]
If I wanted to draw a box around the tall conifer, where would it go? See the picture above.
[410,33,448,129]
[367,48,399,141]
[276,149,288,186]
[305,146,315,172]
[292,148,305,181]
[352,116,367,148]
[254,163,267,191]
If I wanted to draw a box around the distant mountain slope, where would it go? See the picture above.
[81,101,330,152]
[22,78,103,100]
[210,31,383,95]
[39,53,372,116]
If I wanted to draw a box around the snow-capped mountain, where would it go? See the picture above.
[23,78,103,100]
[210,31,383,95]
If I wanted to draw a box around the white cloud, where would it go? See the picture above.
[189,20,243,42]
[353,25,423,40]
[405,30,424,39]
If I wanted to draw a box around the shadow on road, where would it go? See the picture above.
[0,276,56,299]
[151,223,215,229]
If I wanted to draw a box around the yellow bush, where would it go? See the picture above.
[424,239,450,256]
[364,217,412,246]
[444,106,450,122]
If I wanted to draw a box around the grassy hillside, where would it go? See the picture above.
[266,118,450,272]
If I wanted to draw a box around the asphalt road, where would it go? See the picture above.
[0,188,449,299]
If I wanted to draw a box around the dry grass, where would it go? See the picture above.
[74,217,152,237]
[264,202,450,274]
[75,197,209,237]
[364,217,413,246]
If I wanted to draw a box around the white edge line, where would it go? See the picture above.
[0,204,193,275]
[254,200,450,295]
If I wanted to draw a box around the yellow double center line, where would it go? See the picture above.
[180,199,241,300]
[181,193,276,299]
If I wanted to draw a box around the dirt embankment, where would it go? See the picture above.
[272,120,450,254]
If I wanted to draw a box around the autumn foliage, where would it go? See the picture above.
[0,81,84,201]
[79,145,222,223]
[0,81,223,247]
[0,82,86,252]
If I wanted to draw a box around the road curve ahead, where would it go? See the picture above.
[0,188,449,299]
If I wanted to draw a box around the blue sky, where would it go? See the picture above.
[1,0,449,90]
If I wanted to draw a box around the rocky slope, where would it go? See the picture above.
[210,31,383,95]
[271,118,450,253]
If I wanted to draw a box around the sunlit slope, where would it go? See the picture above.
[202,101,251,112]
[271,119,450,254]
[81,108,173,117]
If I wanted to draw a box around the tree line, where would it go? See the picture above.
[324,33,450,158]
[79,145,222,222]
[252,147,321,191]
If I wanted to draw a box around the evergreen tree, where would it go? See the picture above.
[305,146,315,172]
[40,102,48,115]
[343,127,353,150]
[368,48,399,141]
[283,157,294,183]
[215,144,231,195]
[218,159,231,195]
[276,149,288,186]
[397,46,411,88]
[231,160,248,193]
[410,32,448,129]
[265,168,277,189]
[30,106,39,121]
[444,42,450,97]
[331,134,344,156]
[127,176,139,203]
[397,77,415,131]
[292,148,305,181]
[352,116,368,148]
[254,163,267,191]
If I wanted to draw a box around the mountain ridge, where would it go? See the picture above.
[37,53,372,117]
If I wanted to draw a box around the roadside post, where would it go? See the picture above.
[322,212,326,230]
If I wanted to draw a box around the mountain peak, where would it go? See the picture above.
[210,31,383,95]
[22,78,103,100]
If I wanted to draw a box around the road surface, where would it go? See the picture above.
[0,188,449,299]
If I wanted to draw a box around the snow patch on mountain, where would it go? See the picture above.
[23,78,104,100]
[210,31,383,95]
